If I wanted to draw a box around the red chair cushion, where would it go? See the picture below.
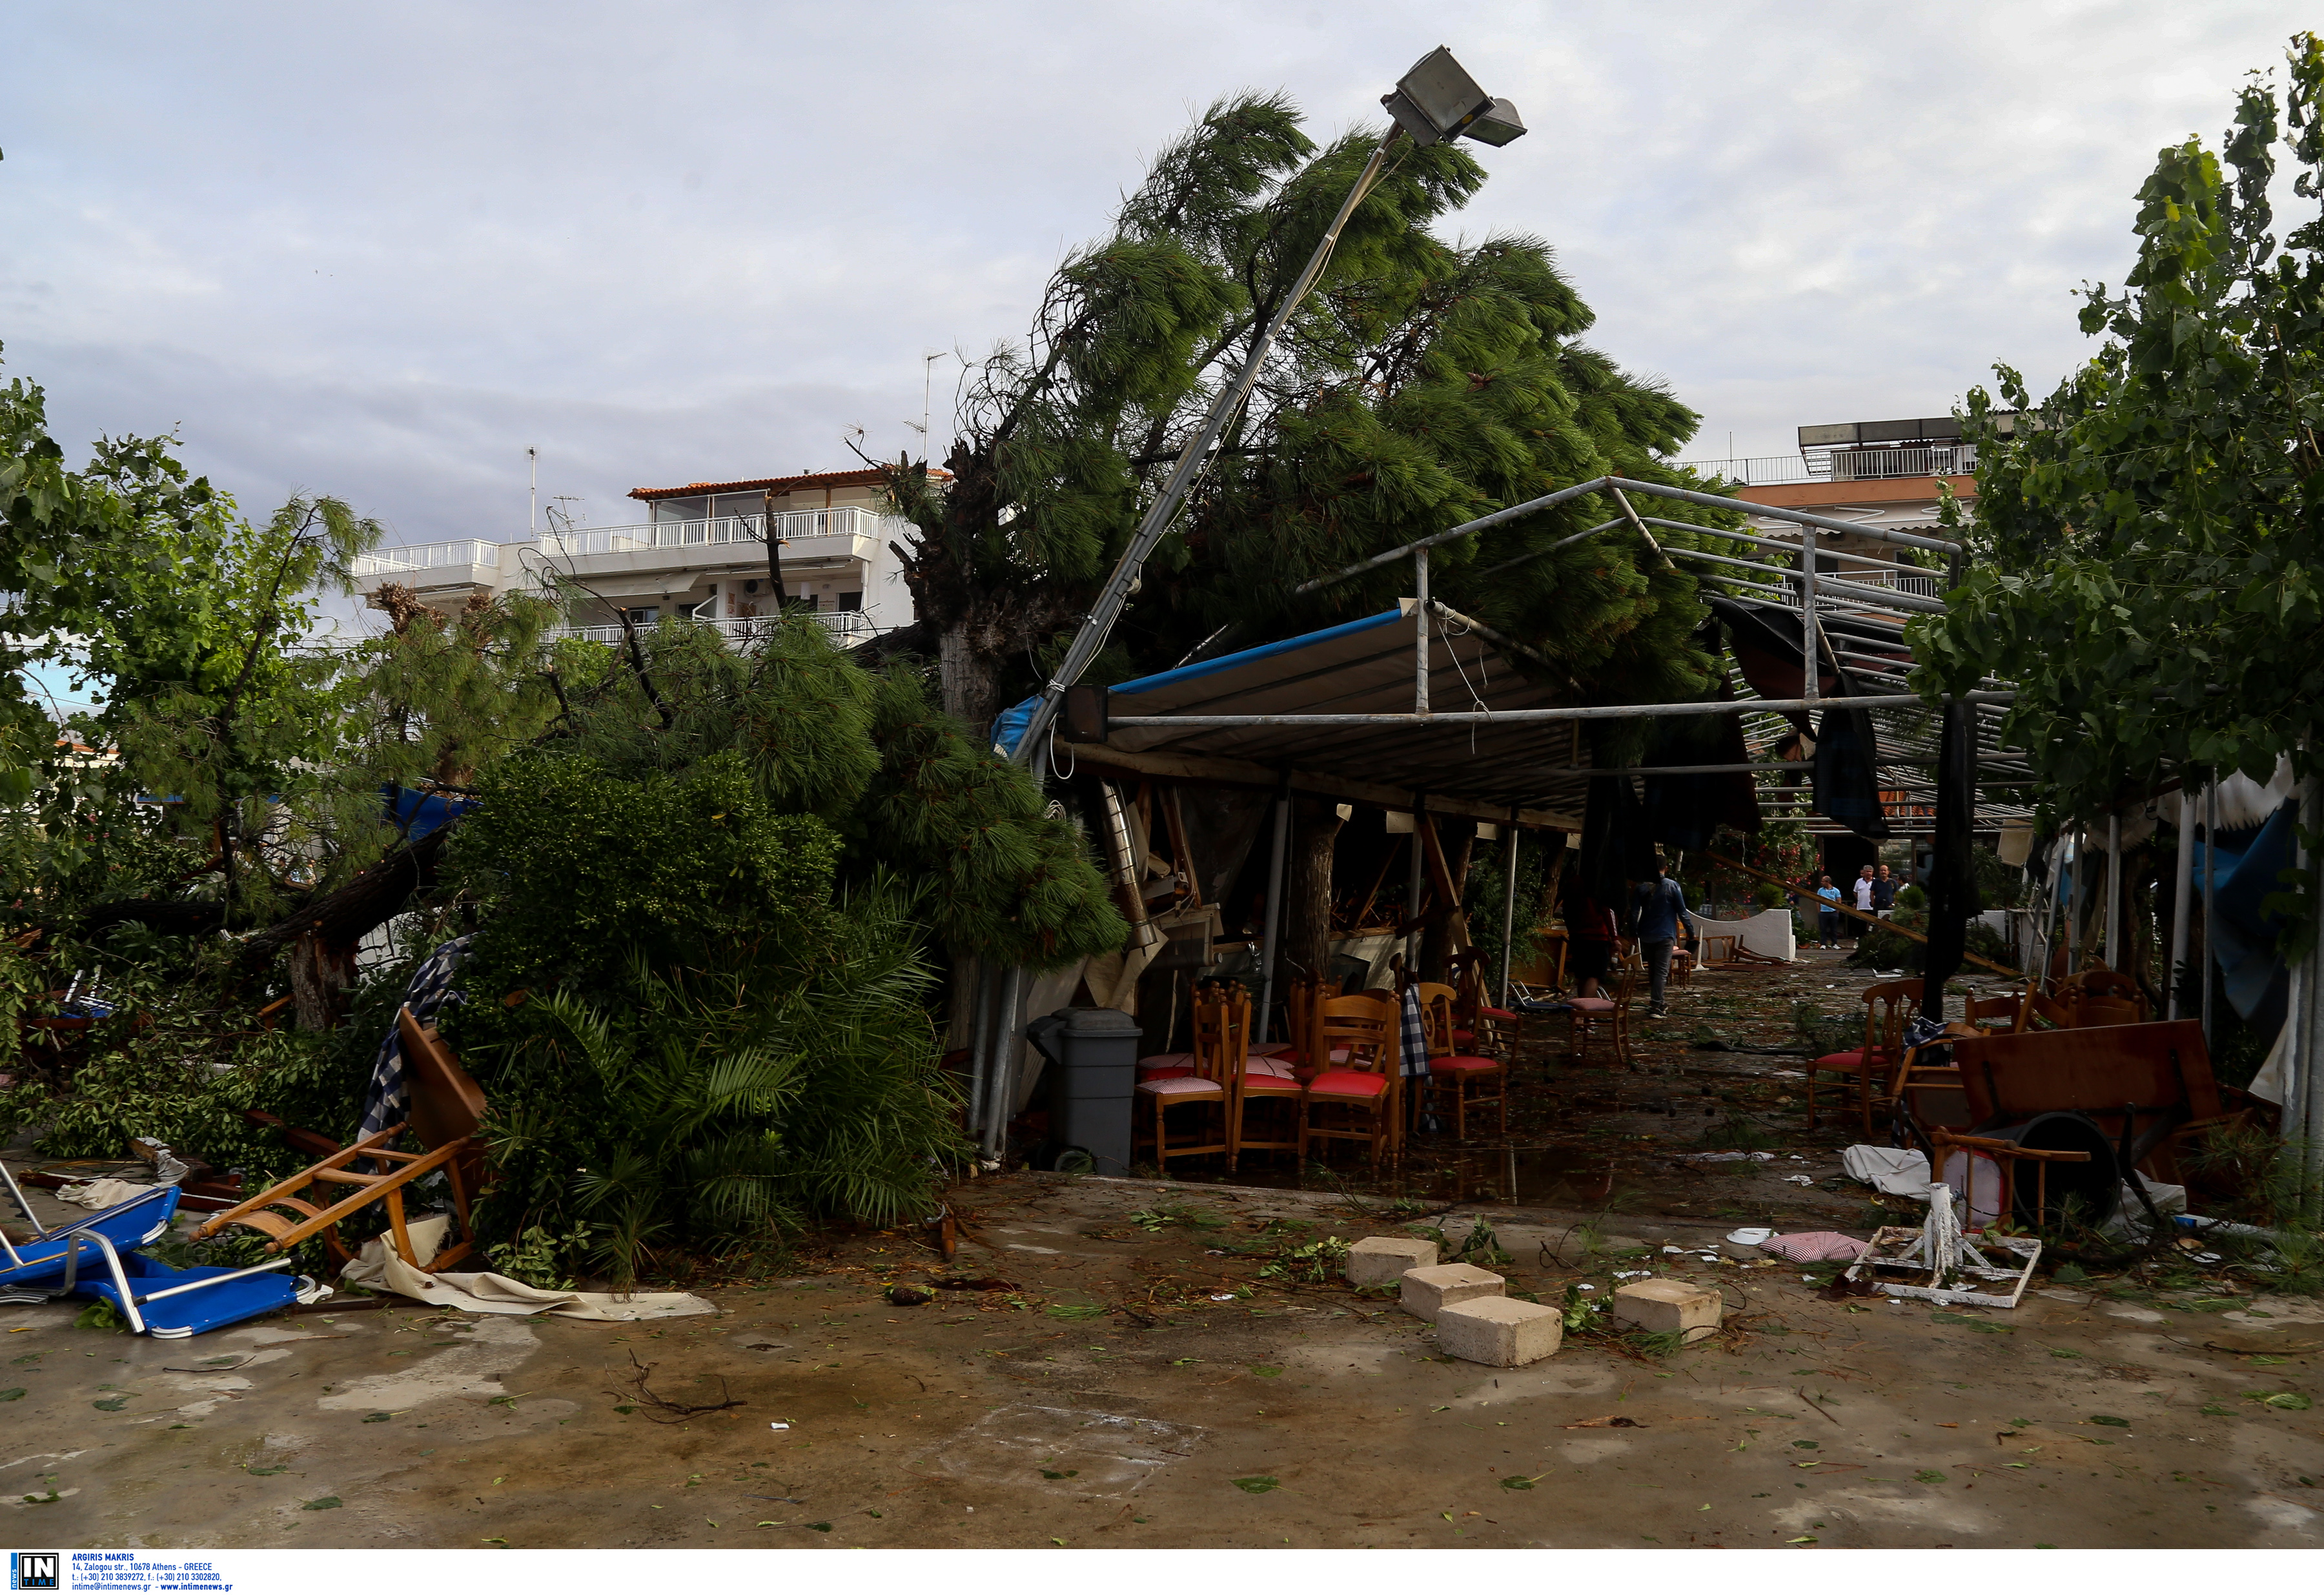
[1567,997,1616,1013]
[1429,1055,1501,1075]
[1811,1049,1873,1075]
[1137,1052,1196,1080]
[1241,1070,1305,1094]
[1477,1006,1518,1021]
[1305,1070,1389,1100]
[1452,1029,1475,1046]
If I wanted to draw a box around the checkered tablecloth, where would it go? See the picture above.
[357,935,474,1143]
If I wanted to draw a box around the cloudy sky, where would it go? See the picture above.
[3,1,2316,562]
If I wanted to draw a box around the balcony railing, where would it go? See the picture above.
[1677,445,1977,487]
[1675,454,1823,486]
[1831,445,1976,480]
[352,539,499,576]
[542,505,902,557]
[545,611,880,649]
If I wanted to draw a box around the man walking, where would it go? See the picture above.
[1631,858,1689,1017]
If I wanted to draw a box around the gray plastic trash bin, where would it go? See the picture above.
[1028,1007,1141,1177]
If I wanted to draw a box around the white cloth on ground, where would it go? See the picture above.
[56,1177,160,1210]
[1840,1143,1933,1196]
[340,1215,715,1321]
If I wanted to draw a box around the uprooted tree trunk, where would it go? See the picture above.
[286,930,360,1031]
[236,826,453,968]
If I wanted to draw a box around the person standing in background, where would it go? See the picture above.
[1872,863,1897,917]
[1815,874,1842,948]
[1630,858,1689,1016]
[1852,865,1877,941]
[1567,881,1619,999]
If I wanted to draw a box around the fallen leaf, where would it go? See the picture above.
[2086,1416,2131,1428]
[1914,1470,1946,1484]
[92,1397,127,1412]
[361,1412,392,1424]
[1562,1416,1644,1429]
[0,1388,23,1403]
[302,1497,341,1511]
[1231,1476,1280,1494]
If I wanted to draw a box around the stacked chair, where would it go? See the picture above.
[1415,982,1507,1139]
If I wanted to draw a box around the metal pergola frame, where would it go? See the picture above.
[966,474,2022,1158]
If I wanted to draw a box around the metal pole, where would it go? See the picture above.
[2105,812,2122,970]
[2068,825,2084,975]
[963,959,995,1141]
[1296,473,1962,596]
[1800,531,1819,709]
[1254,781,1292,1044]
[1414,549,1431,716]
[2202,782,2217,1046]
[1498,811,1520,1010]
[1104,688,2018,731]
[981,967,1026,1160]
[1405,796,1429,981]
[2168,781,2196,1021]
[1011,129,1404,765]
[2294,775,2321,1210]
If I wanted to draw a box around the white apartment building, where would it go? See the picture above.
[350,468,925,645]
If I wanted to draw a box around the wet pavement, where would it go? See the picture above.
[6,957,2321,1549]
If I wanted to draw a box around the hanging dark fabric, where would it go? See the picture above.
[1580,771,1657,904]
[1813,698,1893,840]
[1638,659,1763,849]
[1919,700,1975,1019]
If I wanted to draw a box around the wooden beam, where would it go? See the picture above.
[1055,740,1580,831]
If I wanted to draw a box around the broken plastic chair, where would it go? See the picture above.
[1,1164,180,1303]
[192,1006,486,1273]
[1842,1183,2042,1309]
[2,1164,301,1334]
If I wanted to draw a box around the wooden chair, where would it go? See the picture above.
[194,1008,486,1272]
[1136,988,1238,1174]
[1444,951,1524,1053]
[1300,995,1400,1168]
[1964,990,2028,1032]
[1417,985,1507,1140]
[1807,978,1922,1139]
[1225,987,1303,1172]
[1269,972,1319,1069]
[1566,960,1639,1070]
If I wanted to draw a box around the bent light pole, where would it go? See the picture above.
[973,48,1526,1162]
[1004,46,1525,773]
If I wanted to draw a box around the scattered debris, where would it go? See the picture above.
[604,1351,744,1425]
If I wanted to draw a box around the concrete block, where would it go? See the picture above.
[1434,1296,1564,1367]
[1345,1235,1438,1287]
[1612,1277,1722,1341]
[1398,1263,1504,1322]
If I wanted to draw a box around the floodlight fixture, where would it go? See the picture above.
[1380,46,1526,148]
